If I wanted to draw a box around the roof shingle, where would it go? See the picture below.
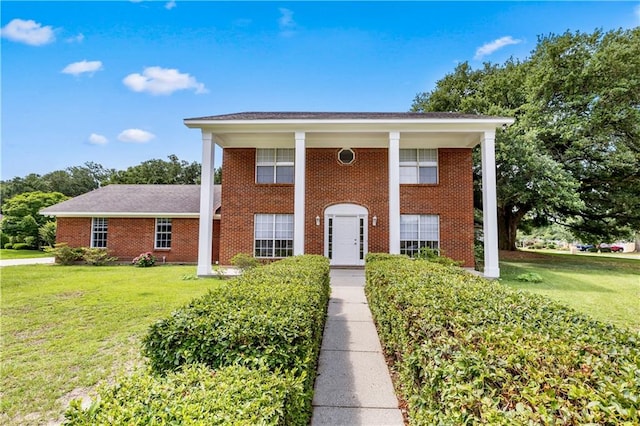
[185,111,503,121]
[41,185,220,216]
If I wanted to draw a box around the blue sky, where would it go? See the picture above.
[2,1,639,179]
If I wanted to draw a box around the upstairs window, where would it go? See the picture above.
[256,148,294,184]
[400,214,439,257]
[254,214,294,258]
[91,218,108,248]
[400,148,438,184]
[155,218,172,249]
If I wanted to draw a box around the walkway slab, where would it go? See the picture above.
[313,350,398,408]
[321,320,382,352]
[312,268,403,425]
[312,407,405,425]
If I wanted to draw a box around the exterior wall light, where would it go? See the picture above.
[372,216,377,226]
[316,216,320,226]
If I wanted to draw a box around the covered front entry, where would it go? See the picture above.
[324,203,368,266]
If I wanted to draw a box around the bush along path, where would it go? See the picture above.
[64,255,330,425]
[365,254,640,425]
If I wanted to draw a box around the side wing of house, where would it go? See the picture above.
[41,185,221,264]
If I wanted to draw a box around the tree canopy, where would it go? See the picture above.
[412,28,640,249]
[0,191,68,248]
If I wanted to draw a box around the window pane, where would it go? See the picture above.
[399,149,417,162]
[275,166,294,183]
[256,149,275,164]
[420,215,439,241]
[400,215,419,240]
[255,239,273,257]
[257,166,274,183]
[419,167,437,184]
[276,148,294,163]
[274,214,294,239]
[255,214,274,239]
[399,166,418,184]
[418,149,437,163]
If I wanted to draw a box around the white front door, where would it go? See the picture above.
[332,216,361,265]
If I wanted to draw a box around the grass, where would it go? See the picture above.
[0,249,52,259]
[0,264,222,425]
[499,251,640,333]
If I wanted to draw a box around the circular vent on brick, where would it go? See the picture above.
[338,148,355,165]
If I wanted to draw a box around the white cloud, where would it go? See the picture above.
[278,7,297,37]
[66,33,85,43]
[88,133,108,145]
[0,18,55,46]
[165,1,176,10]
[122,66,207,95]
[474,36,522,60]
[62,60,103,76]
[117,129,156,143]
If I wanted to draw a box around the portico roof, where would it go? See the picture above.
[183,111,514,148]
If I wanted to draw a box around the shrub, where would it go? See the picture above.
[416,246,463,267]
[12,243,33,250]
[45,243,84,265]
[230,252,259,271]
[516,272,544,283]
[81,248,117,266]
[64,364,304,425]
[39,221,57,247]
[132,252,156,267]
[365,255,640,425]
[4,243,13,250]
[142,255,330,425]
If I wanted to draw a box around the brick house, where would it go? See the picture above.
[184,112,512,278]
[41,185,221,263]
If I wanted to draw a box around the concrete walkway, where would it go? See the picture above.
[312,268,404,425]
[0,257,55,267]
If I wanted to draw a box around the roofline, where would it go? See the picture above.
[41,212,204,219]
[184,116,515,128]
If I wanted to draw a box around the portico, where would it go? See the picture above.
[185,112,513,278]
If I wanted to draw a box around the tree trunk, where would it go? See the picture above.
[497,207,527,251]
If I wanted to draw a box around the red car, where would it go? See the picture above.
[611,245,624,253]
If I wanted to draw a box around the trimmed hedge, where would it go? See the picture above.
[64,364,304,425]
[365,255,640,425]
[142,255,330,424]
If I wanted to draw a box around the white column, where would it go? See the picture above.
[481,131,500,278]
[388,131,400,254]
[294,132,306,255]
[197,131,215,276]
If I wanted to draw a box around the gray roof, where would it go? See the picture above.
[185,111,503,121]
[41,185,220,217]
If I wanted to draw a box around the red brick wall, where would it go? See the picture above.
[55,217,220,263]
[220,148,295,264]
[220,147,475,266]
[305,148,389,255]
[400,148,475,266]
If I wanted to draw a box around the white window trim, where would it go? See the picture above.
[256,148,295,184]
[399,148,438,184]
[154,218,172,250]
[91,217,108,248]
[399,214,440,256]
[254,214,294,258]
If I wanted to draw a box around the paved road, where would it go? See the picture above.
[0,257,55,267]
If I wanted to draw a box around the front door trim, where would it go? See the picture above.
[324,203,368,266]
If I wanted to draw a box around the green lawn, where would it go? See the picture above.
[0,249,52,259]
[0,264,221,425]
[500,251,640,332]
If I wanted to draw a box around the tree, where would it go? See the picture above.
[0,191,68,248]
[412,27,640,249]
[108,155,201,185]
